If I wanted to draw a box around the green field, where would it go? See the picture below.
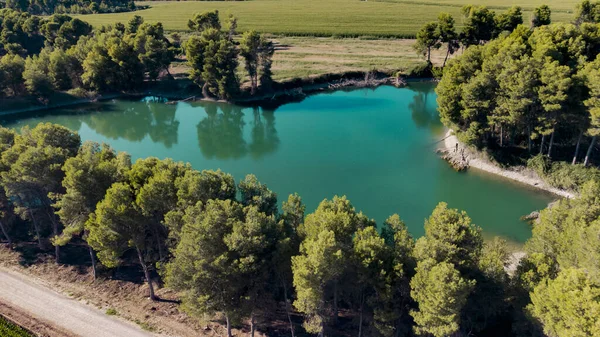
[0,316,33,337]
[74,0,578,37]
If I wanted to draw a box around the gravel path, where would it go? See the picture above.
[0,269,154,337]
[442,130,575,199]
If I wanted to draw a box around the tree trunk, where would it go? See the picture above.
[500,125,503,147]
[584,136,597,166]
[29,209,42,249]
[226,315,232,337]
[0,220,11,244]
[539,134,545,155]
[281,278,295,337]
[358,293,364,337]
[547,131,555,158]
[250,312,256,337]
[318,319,325,337]
[443,46,450,67]
[151,223,164,261]
[572,131,583,165]
[427,47,431,63]
[528,126,532,153]
[251,75,257,95]
[88,245,97,280]
[136,247,156,301]
[202,82,210,99]
[333,281,338,324]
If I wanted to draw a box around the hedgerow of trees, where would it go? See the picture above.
[1,122,599,337]
[0,0,136,15]
[0,10,274,101]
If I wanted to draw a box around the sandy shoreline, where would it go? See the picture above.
[441,130,575,199]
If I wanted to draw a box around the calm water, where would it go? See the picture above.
[2,83,554,243]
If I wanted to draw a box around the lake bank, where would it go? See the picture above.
[440,129,575,199]
[1,70,418,117]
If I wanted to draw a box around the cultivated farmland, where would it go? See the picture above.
[75,0,578,37]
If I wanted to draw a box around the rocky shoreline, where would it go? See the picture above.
[439,130,575,199]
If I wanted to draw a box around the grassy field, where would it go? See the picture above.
[269,37,449,80]
[0,316,33,337]
[74,0,578,37]
[168,36,450,82]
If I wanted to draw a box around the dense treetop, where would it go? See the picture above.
[0,0,135,15]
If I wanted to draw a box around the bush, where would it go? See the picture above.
[404,62,432,78]
[527,154,600,191]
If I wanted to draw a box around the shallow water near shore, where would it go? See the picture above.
[1,83,554,243]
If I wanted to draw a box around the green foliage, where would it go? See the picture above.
[414,202,483,270]
[188,10,221,32]
[436,18,600,169]
[461,5,498,45]
[105,307,118,316]
[528,154,600,190]
[414,22,440,62]
[54,141,130,247]
[0,316,33,337]
[3,0,135,14]
[165,198,279,335]
[574,0,600,24]
[240,30,274,94]
[23,52,53,97]
[292,196,372,334]
[185,24,240,100]
[410,259,475,337]
[529,268,600,337]
[522,180,600,286]
[495,6,523,33]
[1,123,80,253]
[531,5,552,27]
[0,54,25,97]
[238,174,277,216]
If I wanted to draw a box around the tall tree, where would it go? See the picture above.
[54,142,130,279]
[165,199,277,337]
[531,5,552,27]
[372,214,415,337]
[495,6,523,35]
[274,193,305,337]
[1,123,80,261]
[240,31,274,95]
[238,174,278,217]
[583,55,600,166]
[188,10,221,32]
[529,268,600,337]
[0,127,16,244]
[410,259,475,337]
[293,196,372,335]
[437,13,459,66]
[414,22,440,63]
[87,182,158,299]
[413,202,483,271]
[461,5,497,46]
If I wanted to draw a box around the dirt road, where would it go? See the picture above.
[0,269,155,337]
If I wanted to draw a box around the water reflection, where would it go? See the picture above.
[196,102,247,159]
[83,99,179,147]
[249,108,279,159]
[195,102,280,160]
[408,83,443,133]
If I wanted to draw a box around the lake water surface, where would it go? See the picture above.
[2,83,555,243]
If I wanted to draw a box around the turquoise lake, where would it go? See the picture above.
[1,82,555,243]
